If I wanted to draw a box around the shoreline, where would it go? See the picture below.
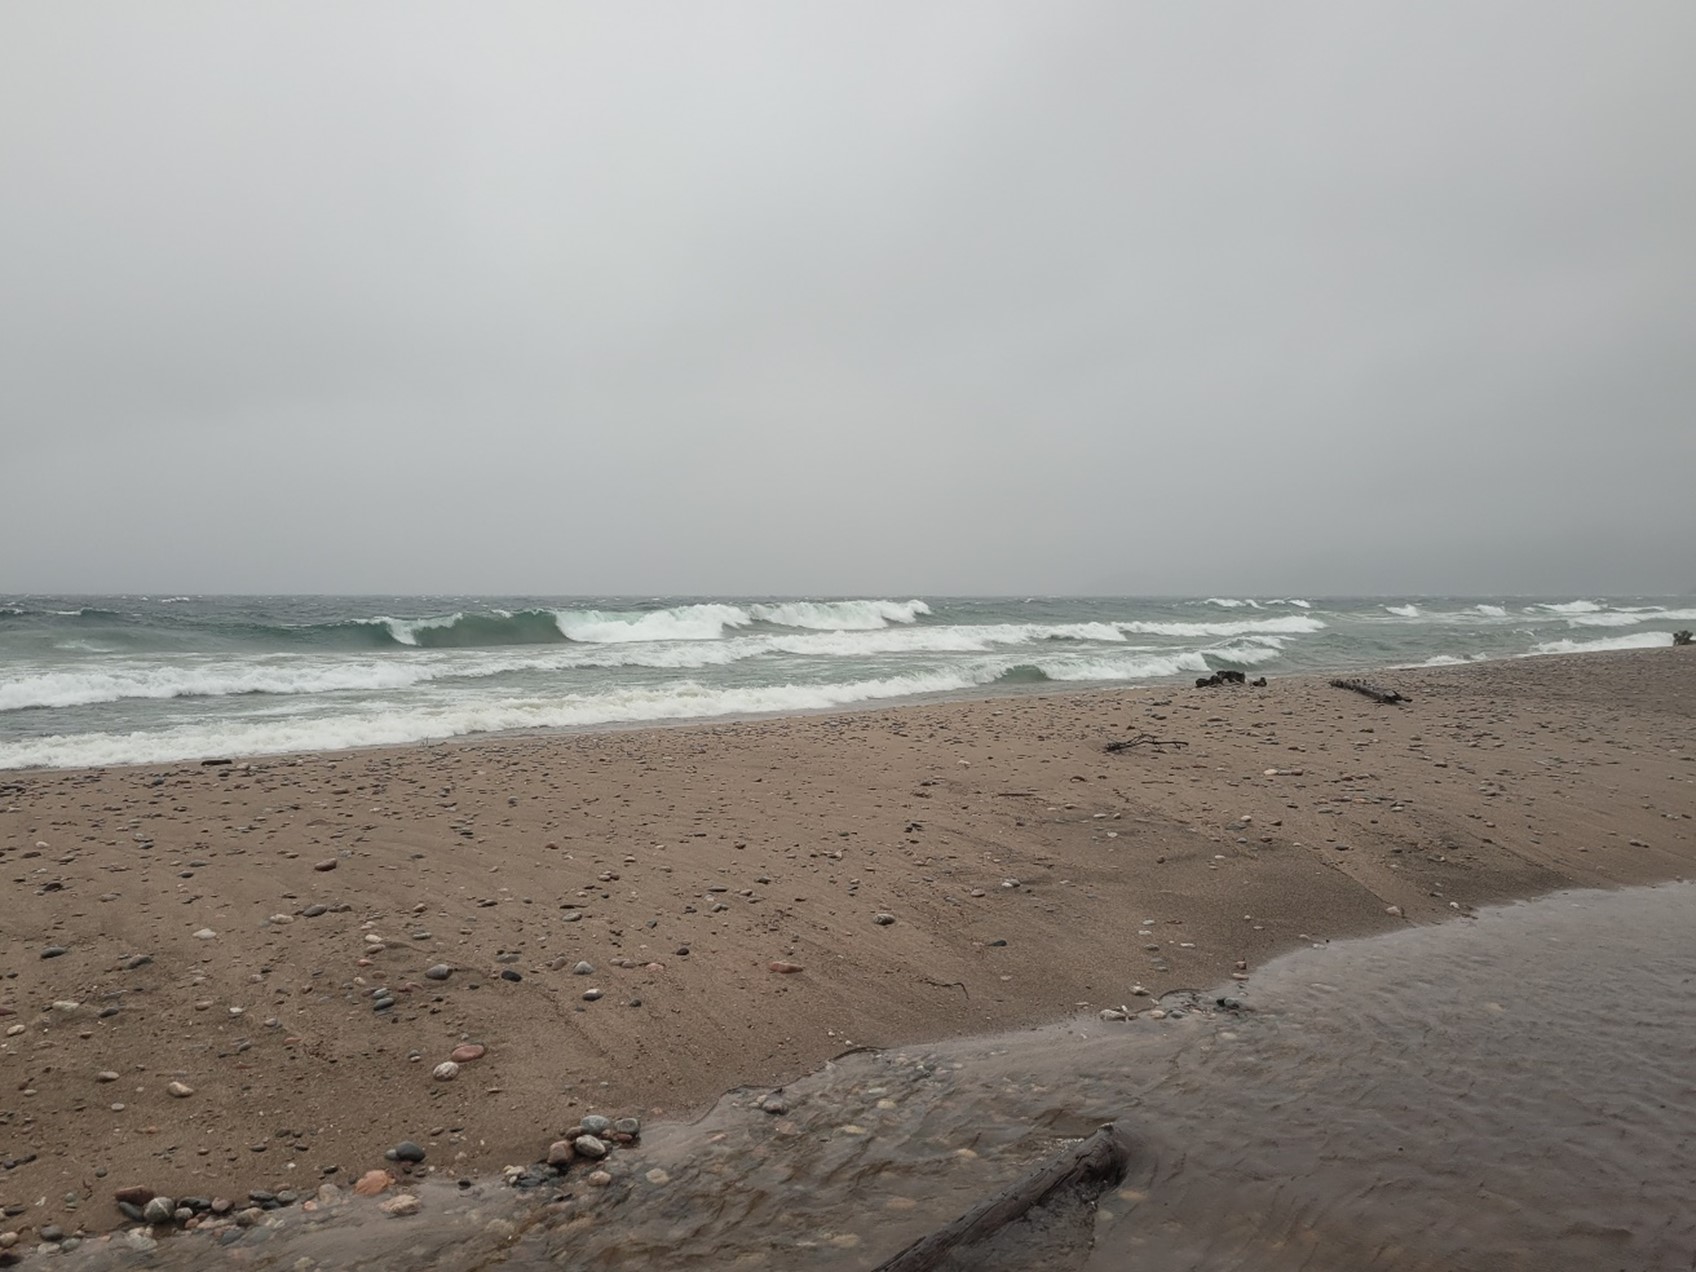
[3,636,1678,780]
[1,647,1692,1248]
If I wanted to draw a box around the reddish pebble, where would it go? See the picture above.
[313,859,338,872]
[768,961,803,974]
[450,1044,486,1063]
[114,1186,154,1206]
[353,1170,394,1197]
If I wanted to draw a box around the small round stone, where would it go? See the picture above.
[424,964,452,981]
[573,1135,607,1160]
[432,1061,460,1081]
[388,1141,426,1163]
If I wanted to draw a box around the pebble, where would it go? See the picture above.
[572,961,594,975]
[387,1141,426,1163]
[192,928,216,940]
[432,1061,460,1081]
[424,964,452,980]
[40,946,68,959]
[353,1170,394,1196]
[613,1117,641,1136]
[573,1135,608,1159]
[379,1194,420,1217]
[302,904,328,918]
[582,988,603,1001]
[113,1187,154,1207]
[759,1095,789,1115]
[588,1170,612,1186]
[449,1043,486,1063]
[165,1081,194,1098]
[579,1115,611,1134]
[768,961,803,974]
[95,1071,119,1083]
[142,1196,176,1225]
[500,969,523,982]
[546,1140,575,1166]
[313,859,338,872]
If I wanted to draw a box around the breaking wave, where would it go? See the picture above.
[1116,616,1325,639]
[1528,631,1675,656]
[1384,604,1422,618]
[1564,607,1696,628]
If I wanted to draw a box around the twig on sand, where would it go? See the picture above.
[1104,733,1189,753]
[1330,678,1411,705]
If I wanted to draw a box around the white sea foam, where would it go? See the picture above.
[1284,599,1313,609]
[1535,600,1605,614]
[1203,598,1260,609]
[748,599,930,629]
[1474,604,1508,617]
[548,599,932,644]
[1024,650,1213,682]
[1528,631,1672,656]
[761,622,1129,659]
[1117,616,1324,638]
[0,671,990,769]
[1384,604,1422,618]
[0,659,441,712]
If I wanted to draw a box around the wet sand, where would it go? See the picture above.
[2,647,1692,1244]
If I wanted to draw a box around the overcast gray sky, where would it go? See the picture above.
[4,2,1693,596]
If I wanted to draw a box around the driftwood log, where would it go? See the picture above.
[872,1124,1133,1272]
[1330,677,1410,705]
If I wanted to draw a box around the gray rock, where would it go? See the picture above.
[613,1117,641,1136]
[388,1141,426,1163]
[142,1197,176,1225]
[578,1115,611,1135]
[872,913,895,925]
[572,961,594,975]
[40,946,68,959]
[572,1135,607,1160]
[424,964,452,981]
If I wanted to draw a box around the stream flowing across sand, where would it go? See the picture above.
[52,881,1696,1270]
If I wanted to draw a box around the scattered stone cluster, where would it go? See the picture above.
[503,1112,643,1190]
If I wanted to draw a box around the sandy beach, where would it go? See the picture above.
[2,646,1692,1245]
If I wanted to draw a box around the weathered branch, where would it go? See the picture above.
[1330,677,1410,704]
[872,1124,1133,1272]
[1104,733,1188,753]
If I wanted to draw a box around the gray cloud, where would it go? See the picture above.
[4,1,1694,595]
